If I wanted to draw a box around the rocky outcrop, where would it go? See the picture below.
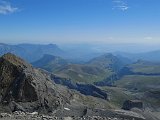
[122,100,143,110]
[0,53,67,113]
[51,75,108,100]
[0,109,146,120]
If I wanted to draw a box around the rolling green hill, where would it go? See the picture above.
[116,75,160,92]
[115,60,160,110]
[54,64,113,83]
[101,86,134,108]
[115,75,160,110]
[54,54,124,84]
[33,53,124,84]
[88,53,124,72]
[127,60,160,74]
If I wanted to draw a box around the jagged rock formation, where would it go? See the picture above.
[51,75,108,100]
[0,53,66,113]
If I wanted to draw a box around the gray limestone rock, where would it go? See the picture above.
[0,53,67,113]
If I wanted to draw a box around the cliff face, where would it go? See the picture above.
[0,53,66,113]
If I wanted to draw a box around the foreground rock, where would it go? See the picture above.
[0,53,67,113]
[0,110,146,120]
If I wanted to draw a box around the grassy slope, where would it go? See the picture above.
[54,64,113,84]
[127,60,160,74]
[116,75,160,91]
[101,86,134,108]
[41,58,67,72]
[54,54,122,84]
[115,75,160,109]
[114,60,160,110]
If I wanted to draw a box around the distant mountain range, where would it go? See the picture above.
[0,43,63,62]
[32,54,69,72]
[33,52,160,86]
[120,60,160,75]
[2,43,160,63]
[33,53,126,84]
[116,50,160,62]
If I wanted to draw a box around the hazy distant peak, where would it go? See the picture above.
[0,43,8,46]
[43,54,57,58]
[101,53,115,57]
[47,43,57,46]
[41,54,62,61]
[89,53,117,63]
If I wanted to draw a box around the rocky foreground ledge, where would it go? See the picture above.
[0,113,133,120]
[0,111,146,120]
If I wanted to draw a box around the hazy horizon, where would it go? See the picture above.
[2,42,160,54]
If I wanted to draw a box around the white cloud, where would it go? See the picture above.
[112,0,129,11]
[0,0,18,15]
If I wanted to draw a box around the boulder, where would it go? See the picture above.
[0,53,67,113]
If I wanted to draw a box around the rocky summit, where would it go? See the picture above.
[0,53,66,113]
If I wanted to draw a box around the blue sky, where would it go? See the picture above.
[0,0,160,44]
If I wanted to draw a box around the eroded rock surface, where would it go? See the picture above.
[0,53,66,113]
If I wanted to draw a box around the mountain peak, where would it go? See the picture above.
[33,54,68,72]
[103,53,114,57]
[43,54,58,59]
[1,53,31,69]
